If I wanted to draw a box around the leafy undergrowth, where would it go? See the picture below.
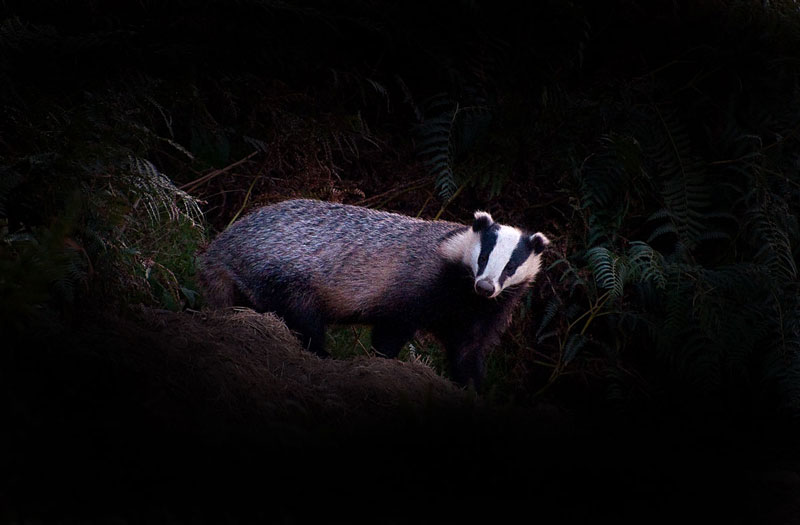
[3,1,800,521]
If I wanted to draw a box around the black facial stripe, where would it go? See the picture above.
[476,225,500,276]
[499,237,533,286]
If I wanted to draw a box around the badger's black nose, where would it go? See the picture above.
[475,279,495,297]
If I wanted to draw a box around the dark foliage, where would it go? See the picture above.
[2,0,800,521]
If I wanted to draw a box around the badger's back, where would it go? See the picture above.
[198,199,466,320]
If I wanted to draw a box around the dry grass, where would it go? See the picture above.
[76,306,474,436]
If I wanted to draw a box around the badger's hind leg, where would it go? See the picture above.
[198,264,258,309]
[371,323,416,358]
[280,302,329,358]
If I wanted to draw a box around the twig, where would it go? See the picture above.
[351,326,371,356]
[180,151,259,193]
[355,177,429,207]
[374,180,431,210]
[227,176,260,228]
[415,192,434,218]
[524,195,568,210]
[433,175,473,220]
[533,291,612,399]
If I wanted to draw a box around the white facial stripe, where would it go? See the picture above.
[469,235,482,269]
[504,253,542,289]
[477,226,520,286]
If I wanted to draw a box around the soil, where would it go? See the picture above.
[3,306,798,524]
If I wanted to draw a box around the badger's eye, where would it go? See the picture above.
[503,263,518,276]
[478,253,489,265]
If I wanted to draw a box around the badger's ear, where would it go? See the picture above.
[529,232,550,255]
[472,211,494,232]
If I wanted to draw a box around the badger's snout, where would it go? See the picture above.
[474,279,495,298]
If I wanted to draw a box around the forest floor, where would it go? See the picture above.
[3,306,799,524]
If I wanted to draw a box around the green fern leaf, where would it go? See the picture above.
[563,333,587,365]
[587,246,625,298]
[537,296,562,340]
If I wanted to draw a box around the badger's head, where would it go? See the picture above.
[441,211,550,298]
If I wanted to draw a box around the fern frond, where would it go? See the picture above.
[586,246,625,298]
[644,107,718,253]
[552,257,589,295]
[587,241,668,302]
[243,135,270,153]
[537,296,562,341]
[417,98,457,199]
[563,333,587,365]
[576,133,645,247]
[647,221,679,244]
[416,94,494,201]
[0,167,24,217]
[628,241,667,289]
[394,75,422,123]
[745,191,798,283]
[124,156,203,226]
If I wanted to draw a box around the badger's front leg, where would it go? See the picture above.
[445,339,489,390]
[281,304,329,358]
[438,319,504,390]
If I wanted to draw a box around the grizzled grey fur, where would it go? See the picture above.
[197,199,548,389]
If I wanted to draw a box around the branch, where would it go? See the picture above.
[180,151,260,194]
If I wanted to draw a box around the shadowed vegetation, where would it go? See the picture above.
[2,0,800,522]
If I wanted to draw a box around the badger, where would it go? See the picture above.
[197,199,549,389]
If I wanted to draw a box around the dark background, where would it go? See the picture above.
[2,1,800,523]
